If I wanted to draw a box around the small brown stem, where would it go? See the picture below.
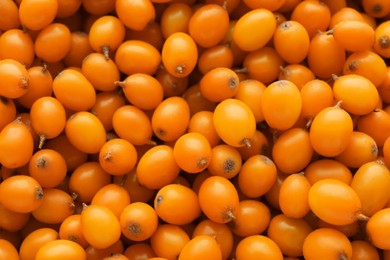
[305,117,313,130]
[222,0,228,10]
[114,81,125,88]
[331,74,339,82]
[147,140,157,146]
[357,213,370,222]
[101,45,110,60]
[119,174,128,186]
[38,134,46,149]
[241,138,251,148]
[225,209,236,222]
[71,192,79,201]
[335,100,343,108]
[326,28,335,35]
[234,67,248,74]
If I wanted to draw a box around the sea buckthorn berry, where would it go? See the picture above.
[0,119,34,169]
[112,105,154,146]
[188,111,221,147]
[30,96,66,149]
[272,128,313,174]
[81,53,120,92]
[99,138,138,176]
[0,175,44,213]
[82,0,115,16]
[151,96,190,142]
[242,47,285,85]
[329,7,365,29]
[332,20,376,52]
[273,21,310,64]
[120,202,158,242]
[335,131,378,169]
[278,64,316,90]
[199,67,239,102]
[81,204,121,249]
[374,20,390,58]
[29,149,67,189]
[173,132,212,174]
[31,188,75,225]
[366,208,390,250]
[91,183,131,219]
[308,179,363,225]
[307,31,346,80]
[150,224,190,260]
[136,145,181,190]
[19,228,59,260]
[0,97,16,132]
[351,240,380,260]
[213,98,256,147]
[178,235,223,260]
[198,45,234,74]
[233,8,277,51]
[63,31,94,67]
[243,0,285,11]
[235,235,283,260]
[304,159,352,185]
[362,0,390,18]
[234,79,266,123]
[279,173,311,219]
[207,144,242,179]
[0,0,20,31]
[332,74,379,115]
[290,0,331,38]
[300,79,334,121]
[342,51,387,87]
[357,109,390,147]
[261,80,302,131]
[232,200,271,237]
[0,59,29,99]
[34,23,72,63]
[162,32,198,78]
[192,219,234,260]
[65,111,107,154]
[91,91,126,132]
[52,68,96,112]
[198,176,239,224]
[183,84,217,116]
[19,0,58,31]
[115,40,161,76]
[309,104,353,157]
[0,29,35,68]
[17,65,53,109]
[115,0,156,31]
[237,129,270,160]
[238,155,277,198]
[302,228,352,260]
[350,160,390,217]
[154,184,201,225]
[160,3,192,39]
[155,68,189,98]
[35,239,86,260]
[267,214,312,258]
[69,162,111,203]
[88,15,126,59]
[124,21,163,51]
[116,73,164,110]
[188,4,229,48]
